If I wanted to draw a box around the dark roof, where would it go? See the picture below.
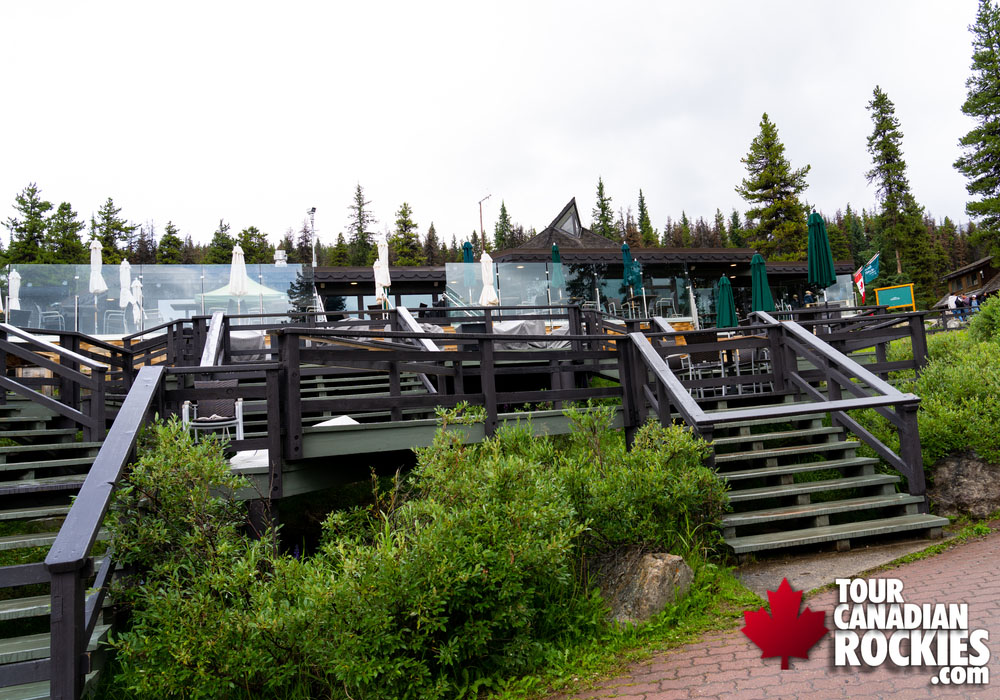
[315,266,445,283]
[514,198,617,250]
[941,256,994,281]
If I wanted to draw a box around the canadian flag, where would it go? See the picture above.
[853,268,865,304]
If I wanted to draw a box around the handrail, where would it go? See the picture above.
[628,332,706,428]
[396,306,440,352]
[199,311,226,367]
[0,322,107,370]
[45,364,164,700]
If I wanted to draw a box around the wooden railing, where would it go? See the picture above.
[44,365,165,700]
[0,323,108,441]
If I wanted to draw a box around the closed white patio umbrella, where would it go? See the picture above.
[119,260,134,309]
[373,233,392,308]
[8,270,20,311]
[89,240,108,333]
[478,252,499,306]
[130,278,143,326]
[229,245,250,313]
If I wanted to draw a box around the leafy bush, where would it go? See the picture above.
[107,408,723,699]
[968,294,1000,342]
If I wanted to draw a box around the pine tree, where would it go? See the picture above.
[619,207,640,246]
[637,190,657,246]
[390,202,425,266]
[423,223,440,265]
[591,177,616,240]
[493,201,513,251]
[347,184,375,266]
[735,113,811,260]
[42,202,87,264]
[280,229,297,263]
[844,204,869,267]
[866,86,913,273]
[713,209,730,248]
[157,222,184,264]
[238,226,272,264]
[661,217,674,246]
[295,219,314,265]
[677,212,693,247]
[328,232,350,266]
[204,220,235,264]
[470,230,482,258]
[728,209,746,248]
[954,0,1000,258]
[90,197,137,265]
[5,183,52,263]
[132,222,157,264]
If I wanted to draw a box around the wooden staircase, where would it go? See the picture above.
[710,411,948,556]
[0,398,110,700]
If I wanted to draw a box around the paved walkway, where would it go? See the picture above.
[556,532,1000,699]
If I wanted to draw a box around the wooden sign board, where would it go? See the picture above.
[874,283,916,312]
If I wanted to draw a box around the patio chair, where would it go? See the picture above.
[680,331,726,399]
[182,379,244,442]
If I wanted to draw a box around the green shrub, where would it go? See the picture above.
[106,408,724,699]
[968,294,1000,342]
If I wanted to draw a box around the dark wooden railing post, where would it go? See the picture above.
[279,332,303,459]
[0,326,5,406]
[221,315,232,364]
[266,367,284,501]
[618,336,638,450]
[898,403,927,513]
[766,324,787,393]
[87,367,107,442]
[48,567,86,700]
[389,360,402,421]
[58,333,82,419]
[909,314,928,372]
[480,336,498,436]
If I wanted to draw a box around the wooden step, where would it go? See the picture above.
[0,443,101,456]
[0,680,49,700]
[714,440,859,464]
[712,426,841,447]
[719,456,880,481]
[0,596,49,621]
[726,513,950,554]
[0,429,77,440]
[0,529,108,553]
[0,475,87,497]
[0,625,110,665]
[0,457,96,473]
[0,505,72,522]
[722,493,926,527]
[709,412,828,429]
[0,418,49,426]
[727,473,899,503]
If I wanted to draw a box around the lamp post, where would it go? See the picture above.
[478,194,491,244]
[308,207,317,267]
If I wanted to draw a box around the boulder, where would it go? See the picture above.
[595,550,693,624]
[928,451,1000,519]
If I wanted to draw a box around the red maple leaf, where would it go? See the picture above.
[741,578,828,669]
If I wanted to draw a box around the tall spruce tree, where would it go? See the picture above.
[327,232,350,266]
[90,197,136,265]
[157,222,184,264]
[390,202,425,266]
[5,183,52,263]
[422,222,440,265]
[43,202,87,264]
[238,226,272,264]
[204,220,235,264]
[735,113,811,260]
[866,86,913,274]
[493,201,513,251]
[955,0,1000,258]
[728,209,746,247]
[637,190,657,246]
[347,184,375,266]
[591,177,616,240]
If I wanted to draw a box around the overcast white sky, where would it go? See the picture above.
[0,1,983,250]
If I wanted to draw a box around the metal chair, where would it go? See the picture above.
[680,331,726,399]
[182,379,244,442]
[103,309,126,334]
[35,305,65,331]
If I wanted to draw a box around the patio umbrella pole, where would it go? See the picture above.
[642,287,648,318]
[74,296,78,331]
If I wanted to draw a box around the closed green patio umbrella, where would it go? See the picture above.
[716,275,739,328]
[750,253,775,313]
[807,212,837,291]
[462,241,475,305]
[550,244,565,302]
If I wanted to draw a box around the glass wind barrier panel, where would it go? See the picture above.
[1,264,304,336]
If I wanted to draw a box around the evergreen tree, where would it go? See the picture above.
[591,177,616,240]
[866,86,913,273]
[204,220,235,264]
[728,209,746,247]
[844,204,869,268]
[955,0,1000,258]
[133,222,157,264]
[296,219,313,265]
[238,226,272,264]
[157,222,184,264]
[713,209,730,248]
[181,234,199,264]
[347,184,375,266]
[448,236,460,262]
[390,202,425,266]
[660,216,674,246]
[619,207,640,247]
[280,229,297,263]
[42,202,87,264]
[470,230,482,258]
[735,113,811,260]
[328,232,350,266]
[90,197,137,265]
[5,183,52,263]
[676,211,693,247]
[493,201,513,251]
[637,190,657,246]
[423,223,440,265]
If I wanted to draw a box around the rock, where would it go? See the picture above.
[594,550,693,624]
[928,452,1000,519]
